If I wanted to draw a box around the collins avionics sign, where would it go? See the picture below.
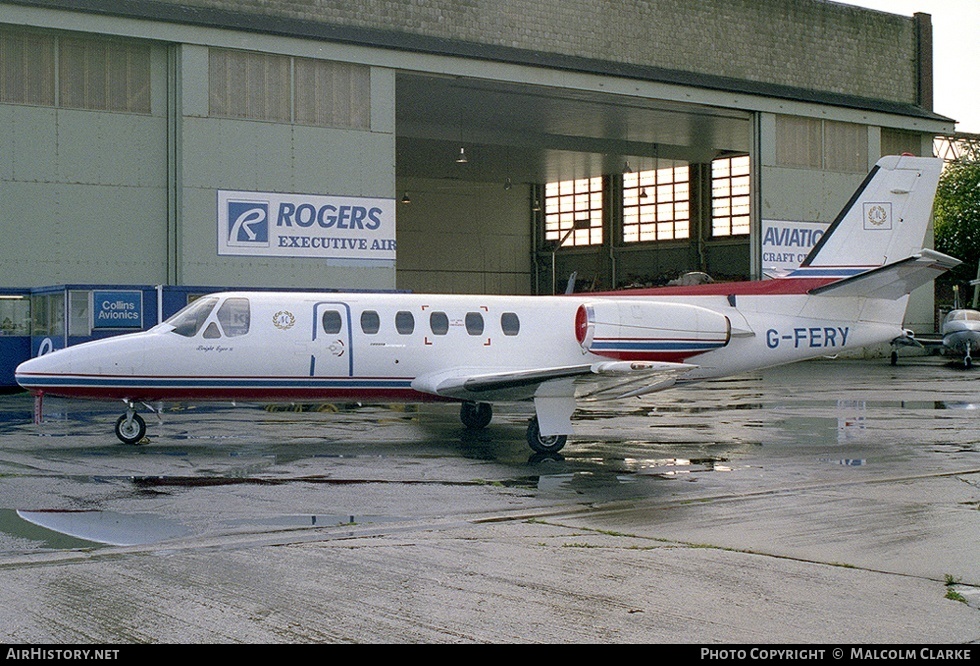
[217,190,396,261]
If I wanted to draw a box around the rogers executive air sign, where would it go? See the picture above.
[217,190,396,261]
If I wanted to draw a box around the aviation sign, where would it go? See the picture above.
[217,190,396,261]
[762,219,829,271]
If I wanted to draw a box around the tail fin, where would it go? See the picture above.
[800,155,944,272]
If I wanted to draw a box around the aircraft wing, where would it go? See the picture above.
[412,360,699,403]
[808,249,961,300]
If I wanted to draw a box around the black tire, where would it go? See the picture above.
[526,416,567,454]
[460,401,493,429]
[115,413,147,445]
[890,350,898,366]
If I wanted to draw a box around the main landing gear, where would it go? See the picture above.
[525,416,567,454]
[114,402,147,445]
[459,401,568,454]
[459,401,493,430]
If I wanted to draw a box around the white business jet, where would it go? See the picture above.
[16,156,959,453]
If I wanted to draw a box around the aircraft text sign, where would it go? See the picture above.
[217,190,396,261]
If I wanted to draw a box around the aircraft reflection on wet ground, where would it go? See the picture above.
[1,357,979,554]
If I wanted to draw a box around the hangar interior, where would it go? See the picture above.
[0,0,955,354]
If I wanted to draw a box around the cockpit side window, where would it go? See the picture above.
[166,297,218,337]
[217,297,250,337]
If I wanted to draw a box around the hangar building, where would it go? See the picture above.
[0,1,954,326]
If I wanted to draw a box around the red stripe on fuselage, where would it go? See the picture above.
[26,384,450,403]
[585,277,836,298]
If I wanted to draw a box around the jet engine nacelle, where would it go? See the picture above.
[575,300,731,361]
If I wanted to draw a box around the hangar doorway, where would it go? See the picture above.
[394,74,754,295]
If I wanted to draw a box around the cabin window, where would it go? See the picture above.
[501,312,520,336]
[429,311,449,335]
[167,297,218,337]
[360,310,380,334]
[217,297,250,337]
[395,311,415,335]
[465,312,484,336]
[321,310,342,335]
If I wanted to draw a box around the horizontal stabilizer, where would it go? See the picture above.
[808,249,961,300]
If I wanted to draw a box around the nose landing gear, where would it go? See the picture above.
[114,403,147,444]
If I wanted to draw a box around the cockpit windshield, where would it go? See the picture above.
[166,297,218,337]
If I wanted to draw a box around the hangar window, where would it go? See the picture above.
[0,28,150,113]
[775,116,822,169]
[883,129,921,157]
[60,37,152,114]
[500,312,520,336]
[776,115,868,173]
[395,311,415,335]
[711,155,751,237]
[360,310,380,335]
[210,48,370,129]
[294,58,370,129]
[544,177,603,247]
[623,165,690,242]
[429,312,449,336]
[209,49,290,122]
[823,121,868,173]
[321,310,343,335]
[0,29,55,106]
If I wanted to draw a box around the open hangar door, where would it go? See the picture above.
[394,73,753,295]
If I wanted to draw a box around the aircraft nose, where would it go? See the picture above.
[15,348,73,392]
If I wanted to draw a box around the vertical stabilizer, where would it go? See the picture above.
[801,155,943,270]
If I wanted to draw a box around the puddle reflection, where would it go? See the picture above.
[15,509,189,546]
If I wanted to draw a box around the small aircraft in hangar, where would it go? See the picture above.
[16,155,959,453]
[939,306,980,368]
[891,284,980,368]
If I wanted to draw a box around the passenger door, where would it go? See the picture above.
[311,301,353,377]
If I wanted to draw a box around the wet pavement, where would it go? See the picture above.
[0,357,977,643]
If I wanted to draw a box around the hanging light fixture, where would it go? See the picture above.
[455,147,468,164]
[400,192,411,204]
[504,177,512,190]
[623,161,633,174]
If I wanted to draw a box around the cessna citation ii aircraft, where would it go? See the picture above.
[16,155,959,453]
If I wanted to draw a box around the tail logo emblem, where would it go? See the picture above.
[864,203,891,230]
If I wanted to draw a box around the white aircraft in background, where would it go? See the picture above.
[16,155,958,454]
[890,284,980,368]
[939,286,980,368]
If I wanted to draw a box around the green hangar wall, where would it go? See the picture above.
[0,0,954,334]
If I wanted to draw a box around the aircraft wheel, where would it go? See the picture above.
[114,413,147,445]
[460,401,493,429]
[966,356,973,369]
[526,416,567,454]
[890,350,898,366]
